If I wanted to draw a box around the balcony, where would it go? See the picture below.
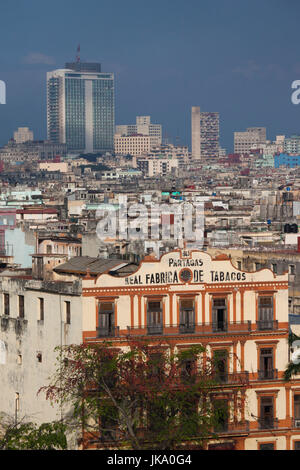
[214,421,250,435]
[147,324,163,335]
[179,323,196,334]
[212,371,249,386]
[256,320,278,331]
[258,418,278,430]
[258,369,278,380]
[96,326,119,338]
[212,321,228,333]
[126,321,251,337]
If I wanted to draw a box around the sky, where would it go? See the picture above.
[0,0,300,152]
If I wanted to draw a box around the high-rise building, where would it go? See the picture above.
[234,127,266,154]
[284,135,300,154]
[191,107,220,159]
[115,116,162,148]
[13,127,34,144]
[47,62,114,154]
[191,106,201,159]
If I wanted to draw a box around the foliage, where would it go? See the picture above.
[285,332,300,380]
[0,418,67,450]
[39,340,244,450]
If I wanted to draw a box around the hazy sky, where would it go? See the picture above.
[0,0,300,151]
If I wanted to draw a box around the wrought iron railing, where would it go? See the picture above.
[258,418,278,430]
[126,321,252,336]
[96,326,119,338]
[256,320,278,331]
[258,369,278,380]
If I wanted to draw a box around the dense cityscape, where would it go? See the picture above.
[1,0,300,456]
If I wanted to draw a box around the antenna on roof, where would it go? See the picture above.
[76,44,80,63]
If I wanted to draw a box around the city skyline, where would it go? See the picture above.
[1,0,300,152]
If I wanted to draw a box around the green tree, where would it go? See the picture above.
[0,417,67,450]
[284,332,300,381]
[39,340,246,450]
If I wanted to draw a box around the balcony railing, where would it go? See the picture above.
[127,321,252,337]
[179,323,196,334]
[147,324,163,335]
[96,326,119,338]
[211,371,249,386]
[214,421,250,435]
[258,418,278,430]
[256,320,278,331]
[258,369,278,380]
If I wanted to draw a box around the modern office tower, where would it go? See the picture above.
[191,107,220,159]
[47,62,114,154]
[115,116,162,148]
[13,127,34,144]
[284,135,300,154]
[65,62,102,73]
[234,127,266,154]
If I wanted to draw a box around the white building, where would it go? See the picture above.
[47,64,114,154]
[114,134,151,156]
[135,156,179,177]
[0,273,82,444]
[191,107,220,159]
[234,127,266,154]
[115,116,162,148]
[13,127,34,144]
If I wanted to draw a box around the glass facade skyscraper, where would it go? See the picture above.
[47,63,114,154]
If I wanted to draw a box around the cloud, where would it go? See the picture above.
[22,52,55,65]
[232,60,285,80]
[232,60,261,79]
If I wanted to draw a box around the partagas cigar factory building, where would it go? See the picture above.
[82,249,300,450]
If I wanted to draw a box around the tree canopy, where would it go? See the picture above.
[39,340,245,450]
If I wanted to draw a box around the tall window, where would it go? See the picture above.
[65,301,71,324]
[213,349,228,383]
[295,441,300,450]
[98,302,115,337]
[213,399,229,432]
[259,443,275,450]
[212,298,227,332]
[147,300,163,335]
[18,295,24,319]
[148,352,165,382]
[38,298,44,321]
[259,348,275,380]
[179,299,195,333]
[258,296,273,330]
[294,395,300,427]
[289,265,296,275]
[259,396,274,429]
[4,293,9,316]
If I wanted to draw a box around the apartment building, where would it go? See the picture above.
[284,135,300,155]
[234,127,266,154]
[114,134,151,156]
[136,156,179,177]
[191,107,220,159]
[116,116,162,148]
[0,270,82,436]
